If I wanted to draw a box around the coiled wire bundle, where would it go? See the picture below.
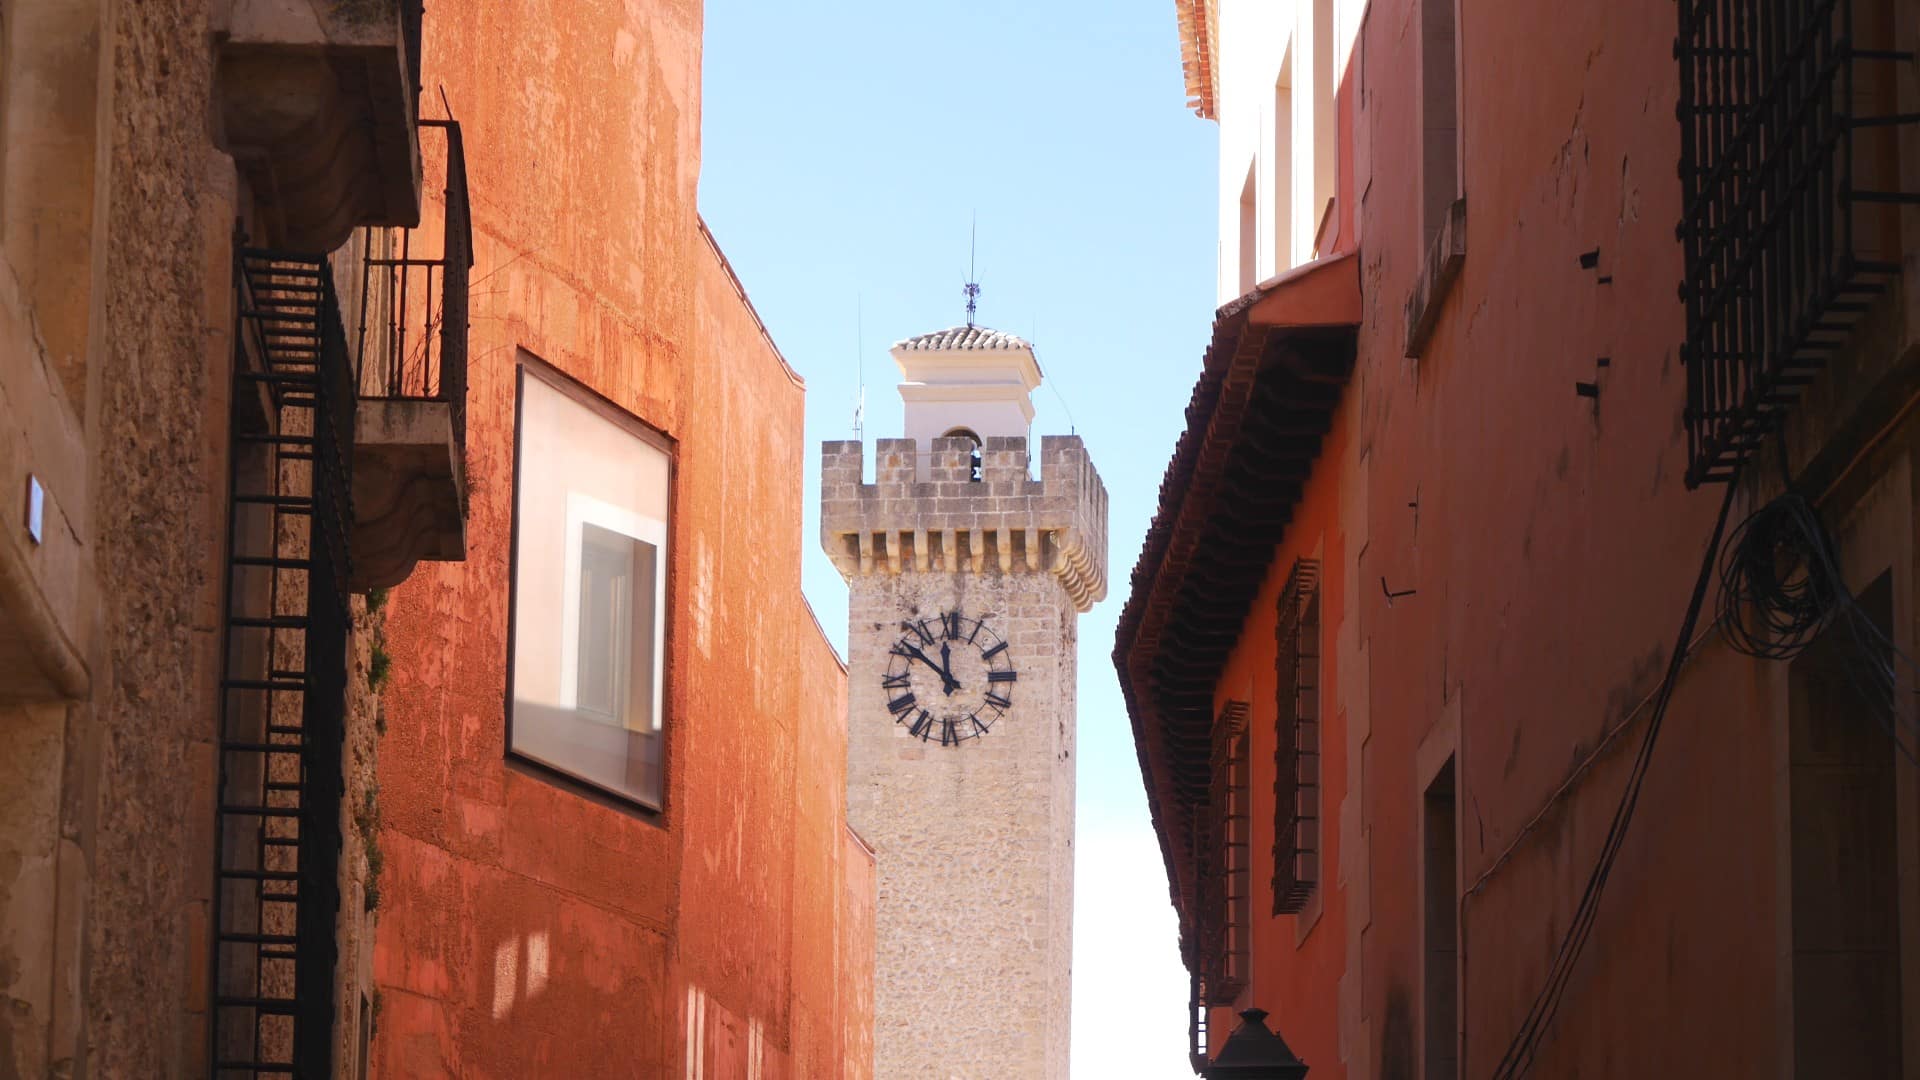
[1493,482,1920,1078]
[1716,492,1843,660]
[1717,490,1918,762]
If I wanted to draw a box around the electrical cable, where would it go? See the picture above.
[1489,467,1743,1079]
[1495,441,1920,1075]
[1717,487,1920,762]
[1715,491,1840,660]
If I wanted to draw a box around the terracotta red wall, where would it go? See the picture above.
[840,828,876,1077]
[1182,0,1862,1072]
[1208,405,1352,1079]
[1343,0,1779,1073]
[369,2,872,1076]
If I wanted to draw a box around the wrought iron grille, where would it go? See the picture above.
[1197,701,1251,1001]
[1677,0,1915,485]
[357,117,472,447]
[1189,970,1213,1074]
[1273,558,1321,915]
[210,249,355,1078]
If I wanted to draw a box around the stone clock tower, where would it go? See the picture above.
[822,325,1107,1080]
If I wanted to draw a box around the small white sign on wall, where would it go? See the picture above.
[25,475,43,545]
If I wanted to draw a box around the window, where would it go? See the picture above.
[1237,162,1258,295]
[943,426,984,482]
[1310,0,1337,249]
[1423,759,1458,1080]
[1675,0,1913,485]
[1403,0,1465,357]
[1788,574,1900,1078]
[508,363,671,809]
[1199,700,1251,1002]
[1272,52,1295,271]
[1272,558,1320,914]
[1419,0,1459,250]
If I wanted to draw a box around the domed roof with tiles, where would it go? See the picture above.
[893,325,1032,352]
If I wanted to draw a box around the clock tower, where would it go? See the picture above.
[822,325,1107,1079]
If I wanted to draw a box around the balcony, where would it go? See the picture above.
[348,118,470,592]
[1676,0,1917,485]
[215,0,426,252]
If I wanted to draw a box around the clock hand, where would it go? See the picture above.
[901,644,961,693]
[939,643,959,696]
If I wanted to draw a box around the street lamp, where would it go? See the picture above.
[1198,1008,1310,1080]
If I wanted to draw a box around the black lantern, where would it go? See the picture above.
[1199,1008,1310,1079]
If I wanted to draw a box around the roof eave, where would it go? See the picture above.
[1175,0,1219,119]
[1113,252,1361,932]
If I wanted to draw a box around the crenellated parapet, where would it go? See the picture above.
[821,435,1109,611]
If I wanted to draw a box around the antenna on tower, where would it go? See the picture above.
[853,294,866,440]
[963,213,980,327]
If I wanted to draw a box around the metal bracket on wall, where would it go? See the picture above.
[1577,247,1612,285]
[1381,576,1417,607]
[1576,357,1610,402]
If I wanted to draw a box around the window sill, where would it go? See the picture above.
[1403,197,1467,358]
[1293,883,1324,947]
[1312,196,1339,259]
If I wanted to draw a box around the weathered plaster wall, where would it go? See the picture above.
[1206,401,1352,1079]
[369,1,871,1074]
[1336,0,1862,1074]
[841,825,876,1080]
[1181,0,1920,1074]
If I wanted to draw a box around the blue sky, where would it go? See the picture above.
[699,3,1217,1073]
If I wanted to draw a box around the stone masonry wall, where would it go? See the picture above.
[84,1,229,1074]
[1,2,433,1075]
[822,435,1108,610]
[826,435,1105,1080]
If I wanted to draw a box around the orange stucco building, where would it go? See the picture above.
[1127,0,1920,1077]
[366,2,873,1077]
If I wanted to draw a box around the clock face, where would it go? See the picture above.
[883,610,1018,746]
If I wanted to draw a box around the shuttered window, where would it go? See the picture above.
[1273,558,1321,914]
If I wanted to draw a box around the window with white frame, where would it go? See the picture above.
[1273,52,1295,270]
[508,362,671,809]
[1237,162,1258,295]
[1310,0,1337,247]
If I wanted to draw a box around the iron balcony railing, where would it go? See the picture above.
[1677,0,1916,485]
[356,116,472,448]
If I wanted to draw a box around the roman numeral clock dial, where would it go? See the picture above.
[883,611,1018,745]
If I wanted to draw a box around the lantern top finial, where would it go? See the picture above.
[1199,1007,1310,1079]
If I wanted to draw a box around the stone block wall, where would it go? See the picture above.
[821,434,1109,612]
[827,434,1105,1080]
[0,4,417,1073]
